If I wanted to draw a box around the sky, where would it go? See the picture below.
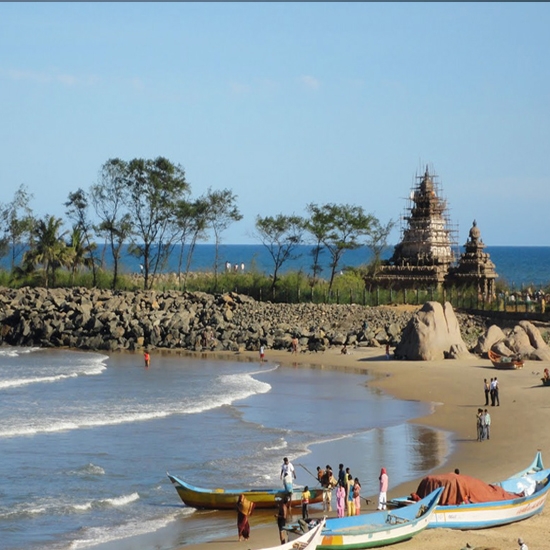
[1,2,549,246]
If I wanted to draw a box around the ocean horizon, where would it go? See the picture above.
[3,244,550,288]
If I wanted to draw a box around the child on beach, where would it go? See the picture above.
[301,485,310,520]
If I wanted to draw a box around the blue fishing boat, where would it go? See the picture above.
[313,488,442,549]
[389,452,550,530]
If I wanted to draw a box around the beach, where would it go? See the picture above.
[181,346,550,550]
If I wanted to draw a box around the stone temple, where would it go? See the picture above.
[372,166,498,297]
[447,219,498,298]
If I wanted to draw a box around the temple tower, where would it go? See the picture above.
[375,166,458,289]
[447,220,498,299]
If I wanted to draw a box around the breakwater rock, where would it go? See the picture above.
[0,287,487,353]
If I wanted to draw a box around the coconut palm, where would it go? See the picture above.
[24,215,70,287]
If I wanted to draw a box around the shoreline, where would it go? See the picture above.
[174,346,550,550]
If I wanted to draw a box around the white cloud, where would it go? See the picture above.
[299,75,320,90]
[5,68,98,87]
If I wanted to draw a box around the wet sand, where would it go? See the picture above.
[177,346,550,550]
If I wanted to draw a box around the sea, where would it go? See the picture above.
[0,348,450,550]
[2,244,550,288]
[109,244,550,289]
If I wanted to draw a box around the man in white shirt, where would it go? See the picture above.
[280,457,296,495]
[518,537,528,550]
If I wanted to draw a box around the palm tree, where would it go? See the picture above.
[24,215,70,287]
[67,226,97,285]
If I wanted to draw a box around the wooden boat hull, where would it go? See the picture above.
[259,518,326,550]
[389,453,550,530]
[316,488,442,549]
[427,482,550,529]
[167,473,323,510]
[488,349,523,369]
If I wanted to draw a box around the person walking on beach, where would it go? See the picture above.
[484,409,491,440]
[321,465,336,512]
[346,472,355,516]
[336,481,346,518]
[493,377,500,406]
[291,337,299,355]
[489,378,496,407]
[337,464,346,488]
[276,496,289,544]
[484,378,490,406]
[259,345,265,362]
[353,477,362,515]
[236,494,254,542]
[385,344,390,360]
[378,467,388,510]
[280,457,296,495]
[143,350,150,368]
[476,408,484,441]
[301,485,310,520]
[517,537,528,550]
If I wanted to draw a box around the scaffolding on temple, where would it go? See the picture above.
[373,165,460,289]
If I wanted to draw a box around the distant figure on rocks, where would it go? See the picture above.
[291,337,299,355]
[143,351,150,368]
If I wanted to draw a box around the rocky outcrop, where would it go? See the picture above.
[1,287,533,357]
[394,301,473,361]
[475,320,550,361]
[0,287,417,353]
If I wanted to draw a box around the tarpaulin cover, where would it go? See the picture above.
[411,473,521,505]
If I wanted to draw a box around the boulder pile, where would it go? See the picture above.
[474,320,550,361]
[0,287,415,352]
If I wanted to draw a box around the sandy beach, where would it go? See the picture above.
[179,345,550,550]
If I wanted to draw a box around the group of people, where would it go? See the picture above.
[483,377,500,407]
[476,408,492,441]
[237,457,391,544]
[316,463,389,517]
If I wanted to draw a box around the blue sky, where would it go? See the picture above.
[1,2,549,246]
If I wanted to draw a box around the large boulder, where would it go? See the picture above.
[474,325,506,355]
[476,320,550,361]
[394,301,472,361]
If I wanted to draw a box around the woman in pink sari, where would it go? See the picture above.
[336,481,346,518]
[378,467,389,510]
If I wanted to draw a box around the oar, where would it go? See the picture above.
[297,463,321,484]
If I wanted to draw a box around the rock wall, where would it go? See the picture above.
[0,287,420,353]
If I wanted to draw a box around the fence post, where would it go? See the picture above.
[349,289,353,304]
[376,288,380,306]
[363,288,366,306]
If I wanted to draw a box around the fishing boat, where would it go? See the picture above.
[166,473,323,510]
[388,452,550,529]
[311,487,442,549]
[488,349,524,369]
[259,518,326,550]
